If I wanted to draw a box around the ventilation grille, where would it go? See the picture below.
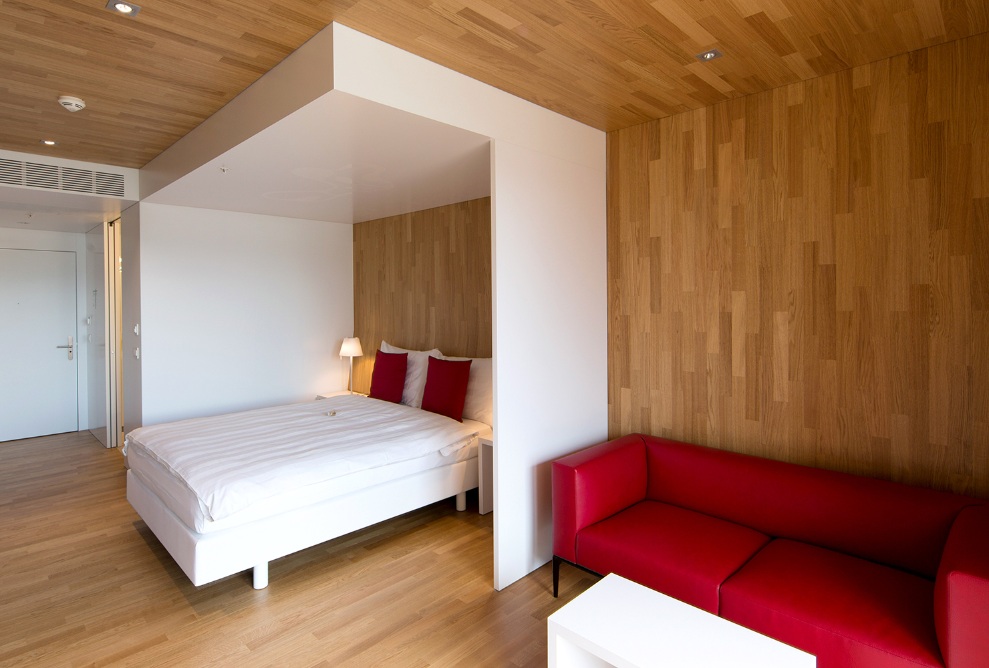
[0,158,127,197]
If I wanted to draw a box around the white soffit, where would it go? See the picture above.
[0,189,127,233]
[0,149,138,234]
[146,90,490,223]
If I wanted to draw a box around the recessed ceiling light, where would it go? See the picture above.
[696,48,724,61]
[105,0,141,16]
[40,139,58,146]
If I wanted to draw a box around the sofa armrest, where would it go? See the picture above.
[934,504,989,668]
[551,435,647,562]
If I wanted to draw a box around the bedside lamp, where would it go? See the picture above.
[339,337,363,394]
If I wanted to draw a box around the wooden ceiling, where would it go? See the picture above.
[1,0,985,169]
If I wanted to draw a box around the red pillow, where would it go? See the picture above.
[421,356,472,421]
[369,350,408,403]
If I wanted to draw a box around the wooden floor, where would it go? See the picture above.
[0,432,596,667]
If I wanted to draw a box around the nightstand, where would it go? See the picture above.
[478,437,493,515]
[316,390,366,399]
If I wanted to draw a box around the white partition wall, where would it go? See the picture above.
[331,24,608,589]
[488,141,608,586]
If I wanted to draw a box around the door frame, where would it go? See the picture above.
[104,220,123,447]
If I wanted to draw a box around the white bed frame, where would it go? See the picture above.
[127,458,478,589]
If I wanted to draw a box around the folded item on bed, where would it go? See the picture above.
[123,394,481,523]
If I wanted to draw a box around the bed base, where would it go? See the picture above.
[127,458,478,589]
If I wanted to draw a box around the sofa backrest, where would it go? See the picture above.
[643,436,979,578]
[552,435,648,562]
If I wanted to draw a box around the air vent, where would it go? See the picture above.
[93,171,126,197]
[61,167,94,193]
[0,159,22,185]
[26,162,60,189]
[0,157,127,197]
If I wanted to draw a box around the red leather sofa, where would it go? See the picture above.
[552,434,989,668]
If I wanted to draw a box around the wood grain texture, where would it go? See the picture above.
[353,197,491,394]
[1,0,987,167]
[607,33,989,497]
[0,431,595,666]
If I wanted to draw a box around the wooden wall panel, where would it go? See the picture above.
[607,33,989,497]
[352,197,491,394]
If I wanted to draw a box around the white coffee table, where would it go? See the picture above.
[547,573,815,667]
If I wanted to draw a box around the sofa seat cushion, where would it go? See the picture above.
[721,539,942,668]
[575,500,770,614]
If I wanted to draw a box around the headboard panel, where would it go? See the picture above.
[352,197,492,393]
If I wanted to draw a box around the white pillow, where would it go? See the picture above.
[442,356,493,427]
[380,341,442,408]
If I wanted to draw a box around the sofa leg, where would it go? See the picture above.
[553,556,561,598]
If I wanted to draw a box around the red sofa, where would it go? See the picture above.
[552,434,989,668]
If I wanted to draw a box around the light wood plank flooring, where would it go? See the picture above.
[0,432,596,667]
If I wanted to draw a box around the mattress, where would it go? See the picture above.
[124,394,491,534]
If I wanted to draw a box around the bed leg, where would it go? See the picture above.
[253,562,269,589]
[455,491,467,511]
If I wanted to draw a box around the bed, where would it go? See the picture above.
[124,348,493,589]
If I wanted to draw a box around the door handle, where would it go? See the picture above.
[56,336,74,361]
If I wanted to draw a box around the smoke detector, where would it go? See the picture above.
[58,96,86,112]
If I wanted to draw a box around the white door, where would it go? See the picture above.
[0,248,79,441]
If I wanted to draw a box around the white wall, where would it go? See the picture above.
[331,23,608,589]
[135,203,354,426]
[119,204,143,434]
[85,225,107,440]
[0,227,90,431]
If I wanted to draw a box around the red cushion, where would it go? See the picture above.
[368,350,407,403]
[576,500,770,614]
[720,539,942,668]
[421,356,472,421]
[643,436,976,577]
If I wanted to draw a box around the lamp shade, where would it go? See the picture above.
[340,337,363,358]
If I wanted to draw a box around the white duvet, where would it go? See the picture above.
[122,394,480,523]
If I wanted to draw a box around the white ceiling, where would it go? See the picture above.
[148,91,491,224]
[0,89,491,235]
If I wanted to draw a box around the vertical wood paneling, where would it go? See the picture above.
[352,198,491,394]
[607,33,989,497]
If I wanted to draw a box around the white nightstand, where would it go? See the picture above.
[478,437,493,515]
[316,390,366,399]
